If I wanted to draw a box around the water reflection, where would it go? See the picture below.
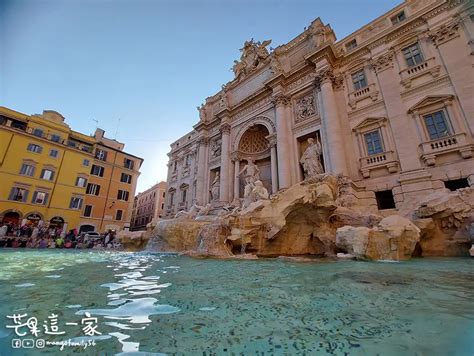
[75,254,180,353]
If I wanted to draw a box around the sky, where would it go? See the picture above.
[0,0,401,192]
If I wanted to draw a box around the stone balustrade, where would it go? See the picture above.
[399,57,441,88]
[348,83,379,109]
[420,133,473,166]
[360,150,399,178]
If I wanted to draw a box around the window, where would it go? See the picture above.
[364,130,384,155]
[116,210,123,221]
[173,161,177,172]
[391,11,406,25]
[162,192,165,198]
[95,149,108,161]
[40,169,55,181]
[27,143,42,153]
[423,111,451,140]
[86,183,100,196]
[32,128,44,137]
[161,203,164,209]
[346,39,357,50]
[117,190,129,201]
[50,134,61,143]
[83,205,93,217]
[32,191,48,205]
[375,190,396,210]
[69,197,83,210]
[120,173,132,184]
[76,177,87,187]
[170,191,175,205]
[20,163,35,176]
[8,187,29,202]
[402,43,424,67]
[90,164,105,177]
[352,70,367,90]
[49,149,59,158]
[124,158,134,170]
[444,178,470,191]
[182,189,187,203]
[83,159,90,166]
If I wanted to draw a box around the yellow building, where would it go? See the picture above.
[0,106,143,233]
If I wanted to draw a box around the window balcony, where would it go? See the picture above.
[399,57,441,88]
[419,133,474,166]
[360,150,399,178]
[348,83,379,110]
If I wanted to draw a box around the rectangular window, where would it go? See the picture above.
[95,149,108,161]
[182,189,187,203]
[90,164,104,177]
[375,190,396,210]
[8,187,29,202]
[86,183,100,196]
[391,11,406,25]
[50,134,61,142]
[346,39,357,50]
[32,128,44,137]
[402,43,424,67]
[117,190,129,201]
[124,158,134,170]
[423,111,451,140]
[32,191,48,205]
[364,130,384,155]
[162,192,165,198]
[161,203,164,209]
[49,149,59,158]
[20,163,35,176]
[116,210,123,221]
[83,159,90,167]
[352,70,367,90]
[40,169,55,181]
[69,197,83,210]
[83,205,93,217]
[27,143,42,153]
[170,192,175,205]
[120,173,132,184]
[76,177,87,188]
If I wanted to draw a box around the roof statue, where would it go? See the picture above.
[232,39,272,81]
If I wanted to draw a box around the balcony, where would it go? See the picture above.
[419,133,474,166]
[348,83,379,110]
[399,57,441,88]
[360,150,399,178]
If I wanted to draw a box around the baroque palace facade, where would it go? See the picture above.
[165,0,473,217]
[0,107,143,233]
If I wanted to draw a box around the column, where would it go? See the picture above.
[266,134,279,194]
[219,122,231,203]
[273,94,292,189]
[316,68,347,174]
[195,136,209,204]
[232,153,240,204]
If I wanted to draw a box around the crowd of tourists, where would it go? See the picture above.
[0,222,122,249]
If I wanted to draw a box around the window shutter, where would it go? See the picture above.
[32,191,37,203]
[22,190,29,202]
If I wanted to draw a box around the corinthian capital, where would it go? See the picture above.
[271,94,290,107]
[370,49,394,74]
[198,136,209,146]
[265,133,277,148]
[220,123,231,135]
[315,68,335,86]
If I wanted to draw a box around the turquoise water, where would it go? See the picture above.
[0,250,472,355]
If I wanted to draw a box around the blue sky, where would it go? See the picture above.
[1,0,400,192]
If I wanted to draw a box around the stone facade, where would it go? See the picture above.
[131,181,167,230]
[165,0,474,218]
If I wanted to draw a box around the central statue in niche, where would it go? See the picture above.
[238,159,269,208]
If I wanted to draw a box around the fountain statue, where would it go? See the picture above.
[300,137,324,178]
[210,172,220,202]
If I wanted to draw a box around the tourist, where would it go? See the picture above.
[38,237,48,249]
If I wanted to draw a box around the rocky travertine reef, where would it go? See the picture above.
[142,174,473,261]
